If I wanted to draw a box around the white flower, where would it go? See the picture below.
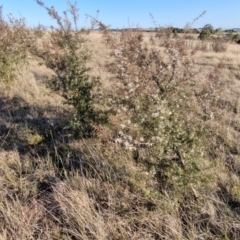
[129,88,134,93]
[140,137,144,142]
[210,112,214,120]
[152,94,159,100]
[128,145,136,151]
[115,138,123,144]
[152,112,159,118]
[114,49,121,56]
[128,135,133,141]
[120,124,126,129]
[123,141,136,151]
[134,140,138,145]
[119,131,124,136]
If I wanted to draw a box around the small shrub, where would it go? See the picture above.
[232,33,240,43]
[198,29,211,40]
[33,1,108,137]
[0,6,33,84]
[211,40,228,52]
[224,31,240,43]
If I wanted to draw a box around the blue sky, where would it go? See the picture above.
[1,0,239,29]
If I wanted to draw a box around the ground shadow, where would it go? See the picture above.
[0,95,87,172]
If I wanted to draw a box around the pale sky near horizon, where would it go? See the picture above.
[1,0,239,29]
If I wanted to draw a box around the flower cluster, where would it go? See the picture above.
[101,29,196,151]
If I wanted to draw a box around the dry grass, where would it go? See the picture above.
[1,6,240,238]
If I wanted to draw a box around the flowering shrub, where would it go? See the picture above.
[93,21,224,192]
[100,28,194,143]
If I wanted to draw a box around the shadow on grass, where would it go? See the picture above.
[0,95,88,172]
[0,95,119,185]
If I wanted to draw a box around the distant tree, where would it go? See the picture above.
[224,29,236,33]
[202,24,214,33]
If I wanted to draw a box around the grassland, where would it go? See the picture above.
[1,3,240,239]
